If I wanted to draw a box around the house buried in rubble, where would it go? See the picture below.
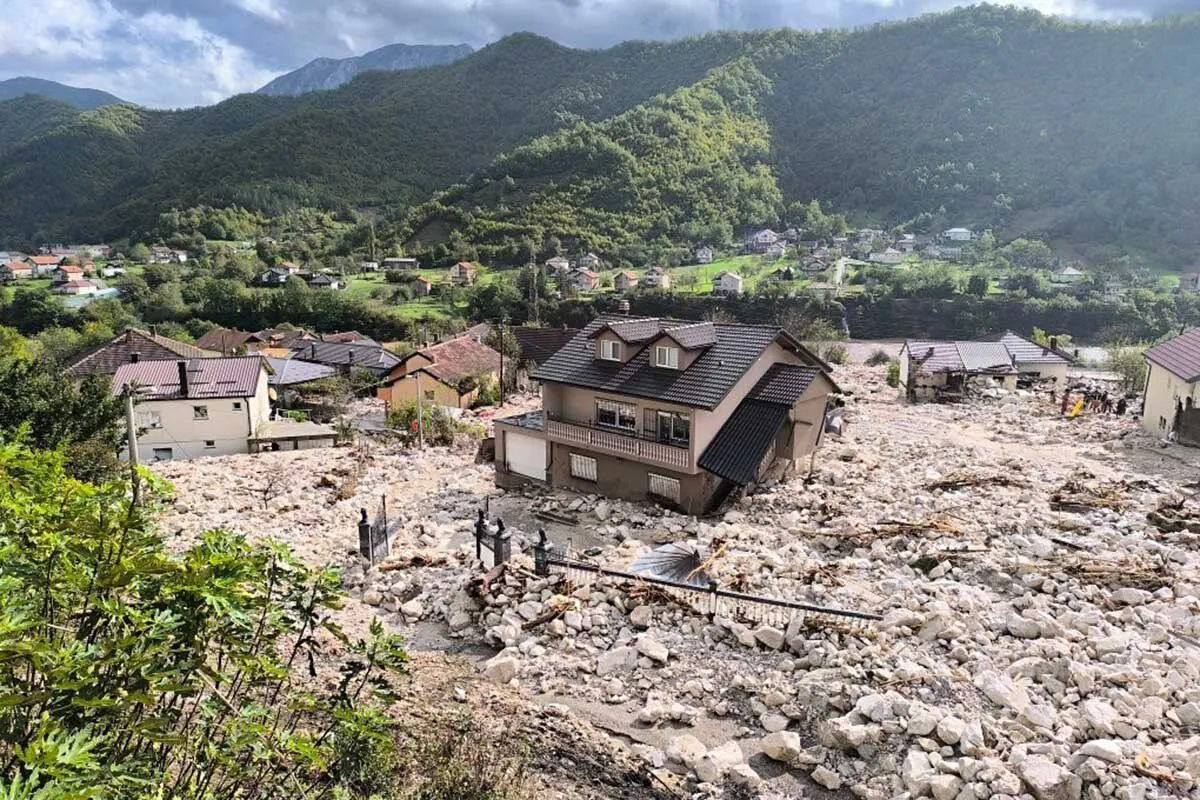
[898,340,1019,401]
[492,316,839,514]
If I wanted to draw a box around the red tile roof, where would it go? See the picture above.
[28,255,61,265]
[57,264,83,273]
[111,356,267,400]
[2,261,31,272]
[406,335,502,388]
[1145,328,1200,382]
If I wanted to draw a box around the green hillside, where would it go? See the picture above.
[2,7,1200,264]
[0,95,82,156]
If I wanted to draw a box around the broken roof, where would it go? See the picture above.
[536,316,825,410]
[1145,328,1200,382]
[67,328,218,378]
[111,356,266,400]
[989,331,1072,366]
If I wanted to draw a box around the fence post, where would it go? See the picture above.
[493,518,511,566]
[357,508,373,565]
[708,579,720,620]
[533,528,550,577]
[475,509,486,561]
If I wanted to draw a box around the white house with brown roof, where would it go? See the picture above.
[0,261,33,280]
[545,256,571,275]
[644,265,671,290]
[564,268,600,292]
[712,271,744,296]
[111,356,272,460]
[614,270,640,292]
[377,335,504,410]
[1142,328,1200,437]
[450,261,479,285]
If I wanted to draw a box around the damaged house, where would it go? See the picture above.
[493,316,839,514]
[898,340,1018,401]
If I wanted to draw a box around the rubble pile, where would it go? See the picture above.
[155,365,1200,799]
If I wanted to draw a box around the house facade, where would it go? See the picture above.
[411,276,432,297]
[614,271,640,292]
[450,261,479,285]
[1142,329,1200,436]
[564,269,599,292]
[383,257,419,271]
[744,229,779,253]
[695,246,714,265]
[111,357,272,461]
[494,318,836,514]
[574,253,602,271]
[898,340,1018,401]
[545,256,571,275]
[377,335,503,410]
[644,266,671,290]
[869,248,902,265]
[0,262,32,280]
[712,271,744,296]
[943,227,974,242]
[990,331,1071,385]
[1052,266,1085,284]
[68,328,219,378]
[261,267,292,285]
[26,255,61,275]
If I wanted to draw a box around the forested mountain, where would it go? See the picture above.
[0,95,82,156]
[2,7,1200,264]
[0,77,124,108]
[257,43,474,96]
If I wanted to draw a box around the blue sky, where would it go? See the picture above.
[0,0,1181,108]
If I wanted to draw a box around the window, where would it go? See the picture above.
[598,339,621,361]
[192,405,208,420]
[596,399,636,431]
[204,440,216,449]
[151,447,173,462]
[570,453,597,482]
[655,411,690,446]
[655,346,680,369]
[424,390,436,401]
[135,410,162,430]
[232,401,242,411]
[648,473,681,503]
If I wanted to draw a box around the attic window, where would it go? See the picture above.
[599,340,621,361]
[655,346,680,369]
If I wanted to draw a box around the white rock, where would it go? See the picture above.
[362,589,382,606]
[636,636,669,664]
[908,707,940,736]
[1076,740,1123,764]
[400,599,424,619]
[930,774,964,800]
[596,646,634,676]
[695,741,744,783]
[1110,587,1150,606]
[855,693,896,722]
[629,605,653,629]
[1177,701,1200,727]
[666,734,707,769]
[754,626,785,650]
[761,731,803,763]
[1080,698,1120,736]
[727,763,761,789]
[937,716,966,745]
[975,670,1029,712]
[1016,755,1082,800]
[1006,614,1043,639]
[812,765,843,790]
[903,749,935,796]
[761,713,790,733]
[482,655,519,685]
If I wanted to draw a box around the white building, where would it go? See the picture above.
[943,227,974,242]
[694,246,714,264]
[112,356,272,461]
[869,248,902,265]
[713,271,744,296]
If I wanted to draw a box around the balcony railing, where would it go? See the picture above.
[545,415,691,471]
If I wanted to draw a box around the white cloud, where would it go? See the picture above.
[0,0,275,107]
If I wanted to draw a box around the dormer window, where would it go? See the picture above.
[655,346,679,369]
[599,340,622,361]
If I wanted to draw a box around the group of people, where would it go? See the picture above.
[1056,386,1127,417]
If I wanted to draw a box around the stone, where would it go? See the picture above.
[937,716,966,746]
[1016,755,1082,800]
[1080,698,1120,736]
[447,611,473,631]
[482,655,519,685]
[362,589,382,606]
[629,604,653,629]
[1076,740,1123,764]
[822,714,873,750]
[695,741,744,783]
[761,731,803,763]
[666,734,706,769]
[596,646,634,676]
[812,765,843,790]
[761,713,790,733]
[1110,587,1150,606]
[975,670,1030,712]
[930,774,964,800]
[1177,702,1200,727]
[754,626,785,650]
[636,636,669,664]
[908,707,940,737]
[594,501,612,521]
[1007,614,1043,639]
[400,599,424,619]
[564,610,584,630]
[727,763,761,789]
[855,693,896,722]
[903,749,935,796]
[1093,633,1132,657]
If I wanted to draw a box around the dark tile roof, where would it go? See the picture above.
[660,321,717,350]
[512,326,579,365]
[986,331,1073,366]
[67,328,218,378]
[534,316,820,410]
[589,318,663,343]
[111,356,266,400]
[295,341,401,374]
[195,328,259,353]
[320,330,375,344]
[1145,328,1200,381]
[751,363,823,406]
[265,357,338,386]
[697,401,789,486]
[904,340,1016,375]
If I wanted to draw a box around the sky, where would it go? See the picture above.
[0,0,1182,108]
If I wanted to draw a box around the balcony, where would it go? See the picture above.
[545,415,691,471]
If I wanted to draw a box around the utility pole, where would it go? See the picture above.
[498,319,506,407]
[529,262,539,325]
[415,372,424,448]
[123,386,141,505]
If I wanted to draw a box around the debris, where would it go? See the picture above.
[924,472,1027,491]
[1050,479,1127,512]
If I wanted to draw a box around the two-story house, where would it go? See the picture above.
[712,271,744,296]
[644,265,672,290]
[694,246,714,265]
[744,229,780,253]
[493,317,838,514]
[614,270,640,292]
[450,261,479,285]
[564,268,600,292]
[111,356,272,461]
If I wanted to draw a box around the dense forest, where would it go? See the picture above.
[2,7,1200,266]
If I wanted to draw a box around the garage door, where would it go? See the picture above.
[505,432,546,481]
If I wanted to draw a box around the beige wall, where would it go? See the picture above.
[388,372,470,410]
[133,397,251,460]
[593,332,630,362]
[1142,363,1200,434]
[1016,361,1068,385]
[647,334,701,370]
[696,341,805,453]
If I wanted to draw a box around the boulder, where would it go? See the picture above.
[694,741,744,783]
[761,731,803,764]
[596,646,634,676]
[362,589,382,606]
[727,763,762,789]
[937,715,966,746]
[902,749,935,797]
[629,604,653,629]
[754,626,785,650]
[666,734,707,769]
[1075,740,1123,764]
[482,655,519,685]
[400,599,424,619]
[1080,698,1120,736]
[930,774,964,800]
[1006,614,1043,639]
[636,636,669,664]
[1016,755,1082,800]
[811,765,843,790]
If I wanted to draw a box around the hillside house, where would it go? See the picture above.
[306,273,340,289]
[1181,273,1200,295]
[545,256,571,275]
[25,255,61,275]
[0,261,33,280]
[260,267,293,285]
[869,248,902,265]
[67,328,219,378]
[111,356,272,460]
[712,271,744,296]
[695,246,714,265]
[450,261,479,285]
[897,234,919,253]
[614,271,640,292]
[744,229,779,253]
[411,276,432,297]
[644,265,671,290]
[377,335,503,410]
[574,253,602,271]
[360,261,380,272]
[565,269,600,292]
[383,257,419,271]
[942,227,974,242]
[898,340,1018,401]
[1142,328,1200,438]
[1052,266,1086,284]
[55,279,98,296]
[149,246,187,264]
[52,264,84,284]
[493,316,838,514]
[766,242,787,260]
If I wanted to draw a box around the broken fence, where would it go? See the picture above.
[357,496,390,565]
[474,511,881,631]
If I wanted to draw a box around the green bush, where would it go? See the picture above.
[886,360,900,387]
[865,348,891,367]
[1106,345,1148,392]
[388,401,459,446]
[821,343,849,365]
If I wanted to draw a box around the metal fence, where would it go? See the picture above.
[357,496,390,565]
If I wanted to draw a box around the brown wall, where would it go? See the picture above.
[547,443,721,515]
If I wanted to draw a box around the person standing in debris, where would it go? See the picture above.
[1060,390,1072,416]
[1116,396,1128,416]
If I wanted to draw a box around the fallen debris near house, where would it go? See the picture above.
[1147,497,1200,534]
[924,472,1027,491]
[1049,478,1128,512]
[1041,553,1171,590]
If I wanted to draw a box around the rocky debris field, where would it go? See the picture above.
[154,365,1200,799]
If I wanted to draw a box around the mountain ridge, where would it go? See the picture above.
[257,43,475,96]
[0,77,124,109]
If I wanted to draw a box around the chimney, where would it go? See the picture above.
[130,352,140,363]
[1049,336,1058,351]
[177,360,189,397]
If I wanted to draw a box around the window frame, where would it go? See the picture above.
[203,440,216,449]
[423,389,436,402]
[151,447,173,462]
[595,399,636,432]
[655,345,679,369]
[569,453,598,482]
[232,401,243,411]
[192,405,209,420]
[598,339,622,361]
[654,410,690,446]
